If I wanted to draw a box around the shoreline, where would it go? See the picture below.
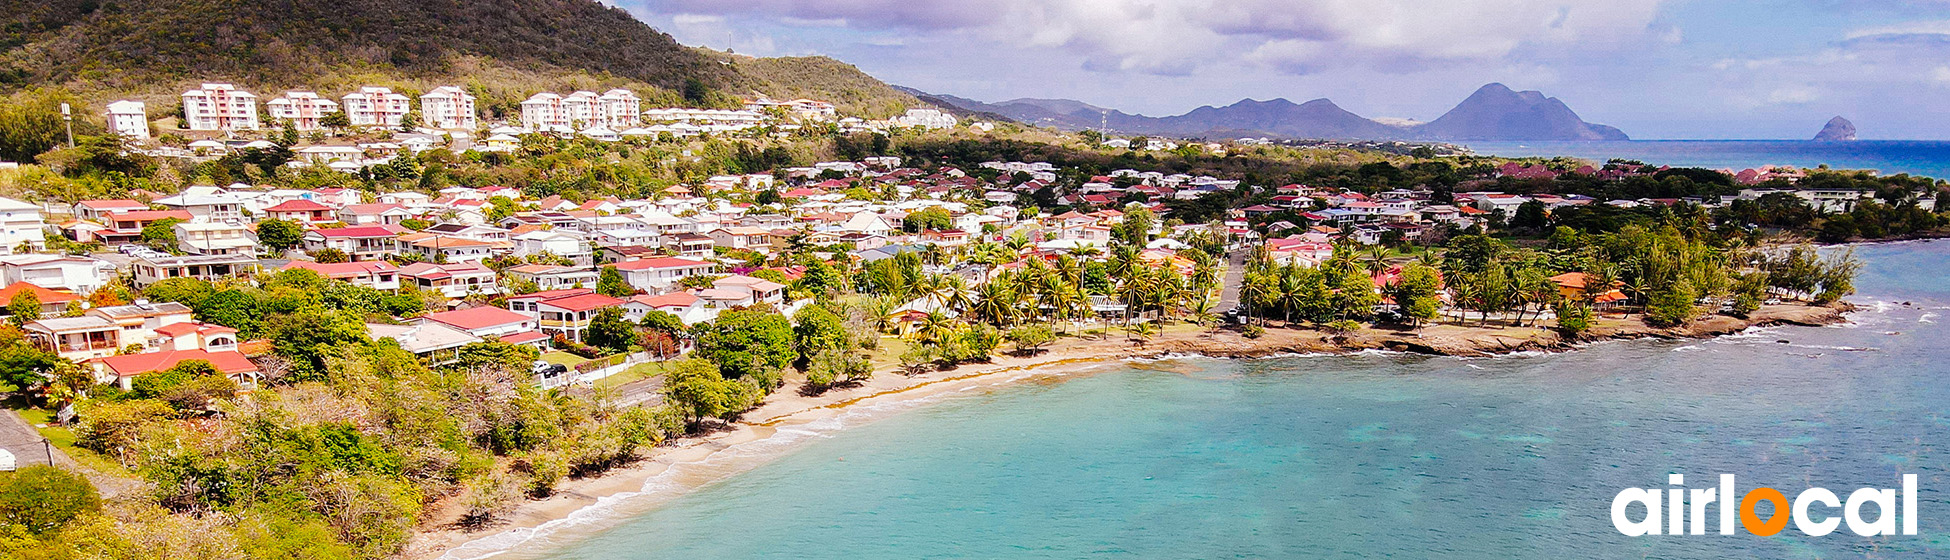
[401,302,1849,560]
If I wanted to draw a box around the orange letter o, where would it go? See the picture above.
[1741,487,1791,536]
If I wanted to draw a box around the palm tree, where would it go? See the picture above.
[970,278,1017,327]
[916,312,956,345]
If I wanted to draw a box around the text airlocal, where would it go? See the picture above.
[1612,474,1918,537]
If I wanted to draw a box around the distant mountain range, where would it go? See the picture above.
[914,83,1630,142]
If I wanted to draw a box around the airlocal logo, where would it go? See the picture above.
[1612,474,1918,536]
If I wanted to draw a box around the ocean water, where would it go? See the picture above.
[1464,140,1950,179]
[525,240,1950,559]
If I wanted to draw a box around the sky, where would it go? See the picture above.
[611,1,1950,140]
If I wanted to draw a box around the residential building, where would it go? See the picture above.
[366,322,479,365]
[712,275,786,306]
[520,93,568,131]
[129,253,258,288]
[404,235,498,263]
[0,282,81,319]
[95,348,257,390]
[150,322,241,353]
[419,86,477,130]
[265,91,339,131]
[181,83,260,131]
[261,199,337,224]
[624,291,708,324]
[609,257,715,293]
[152,186,248,223]
[663,232,715,258]
[174,221,257,257]
[0,197,44,254]
[0,255,113,295]
[341,87,411,128]
[105,101,149,138]
[281,260,401,290]
[66,300,196,358]
[597,89,641,128]
[72,199,149,223]
[506,264,600,292]
[24,316,124,361]
[74,209,191,245]
[303,225,403,262]
[340,203,413,226]
[512,230,592,266]
[423,306,537,339]
[399,262,499,298]
[530,291,623,343]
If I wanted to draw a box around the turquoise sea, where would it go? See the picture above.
[504,240,1950,559]
[1465,140,1950,179]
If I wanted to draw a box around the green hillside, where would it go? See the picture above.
[0,0,915,119]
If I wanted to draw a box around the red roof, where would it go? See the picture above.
[95,349,257,378]
[153,322,237,338]
[105,210,192,222]
[629,292,700,309]
[425,307,532,331]
[0,282,80,305]
[264,199,333,212]
[497,330,550,344]
[537,293,624,313]
[508,288,594,301]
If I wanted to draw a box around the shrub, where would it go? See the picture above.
[0,466,100,534]
[1241,325,1266,339]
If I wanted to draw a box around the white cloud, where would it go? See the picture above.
[633,0,1672,76]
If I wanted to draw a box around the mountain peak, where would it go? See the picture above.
[1417,83,1628,141]
[1813,116,1857,141]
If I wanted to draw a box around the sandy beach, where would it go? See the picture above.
[401,302,1848,560]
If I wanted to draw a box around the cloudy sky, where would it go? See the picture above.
[614,1,1950,139]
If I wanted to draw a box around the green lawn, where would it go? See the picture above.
[540,351,591,367]
[593,361,667,391]
[16,407,132,477]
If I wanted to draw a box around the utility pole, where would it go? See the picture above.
[41,438,53,466]
[60,103,75,148]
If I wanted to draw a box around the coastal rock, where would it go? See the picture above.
[1813,116,1857,141]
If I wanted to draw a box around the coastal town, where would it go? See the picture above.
[0,79,1927,559]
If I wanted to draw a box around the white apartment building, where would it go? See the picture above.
[522,89,640,131]
[598,89,641,128]
[174,221,258,257]
[266,91,338,131]
[104,101,149,139]
[520,92,568,131]
[0,197,45,255]
[341,87,411,128]
[420,86,477,130]
[894,108,958,129]
[181,83,260,131]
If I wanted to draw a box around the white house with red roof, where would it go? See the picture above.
[94,348,258,390]
[72,199,149,222]
[624,291,705,323]
[281,260,401,290]
[303,225,403,262]
[151,322,240,353]
[609,257,715,293]
[503,289,624,342]
[505,264,599,291]
[262,198,337,224]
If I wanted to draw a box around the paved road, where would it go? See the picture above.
[1217,245,1248,311]
[0,410,65,469]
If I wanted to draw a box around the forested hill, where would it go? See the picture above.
[0,0,918,117]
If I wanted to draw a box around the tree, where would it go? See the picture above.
[320,111,352,133]
[903,207,952,233]
[1388,263,1443,327]
[639,310,685,334]
[803,348,870,390]
[311,248,350,264]
[142,217,183,251]
[1112,206,1156,246]
[792,305,850,362]
[1006,324,1054,355]
[692,309,795,385]
[0,332,60,393]
[6,292,39,326]
[1645,280,1699,328]
[595,266,634,298]
[1511,200,1550,230]
[256,219,304,253]
[584,307,635,354]
[661,358,757,425]
[1553,301,1593,335]
[0,465,100,534]
[194,289,261,336]
[142,278,212,308]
